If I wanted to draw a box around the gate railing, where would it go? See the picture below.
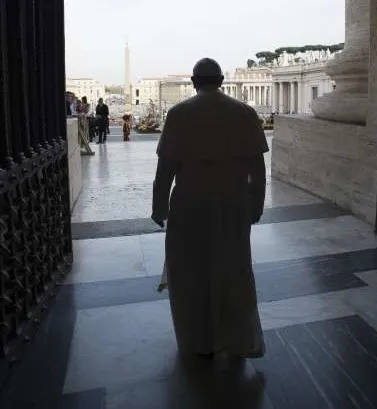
[0,0,72,367]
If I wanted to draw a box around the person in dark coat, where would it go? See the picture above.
[65,92,73,116]
[152,58,268,359]
[95,98,109,144]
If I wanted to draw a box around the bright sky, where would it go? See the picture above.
[64,0,345,85]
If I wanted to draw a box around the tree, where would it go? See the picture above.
[256,51,279,65]
[329,43,344,53]
[247,59,256,68]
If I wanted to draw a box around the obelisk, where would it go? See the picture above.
[124,43,132,113]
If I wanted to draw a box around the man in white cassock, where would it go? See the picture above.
[152,58,268,360]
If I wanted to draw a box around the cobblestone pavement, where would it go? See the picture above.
[71,129,316,223]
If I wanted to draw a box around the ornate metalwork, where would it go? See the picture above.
[0,0,72,368]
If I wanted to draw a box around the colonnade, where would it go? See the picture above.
[221,84,272,107]
[272,82,302,114]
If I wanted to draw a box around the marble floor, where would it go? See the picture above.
[1,133,377,408]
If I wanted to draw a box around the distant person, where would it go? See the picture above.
[76,97,90,141]
[81,96,90,114]
[65,92,73,116]
[88,114,96,142]
[152,58,268,360]
[71,95,78,115]
[75,99,82,114]
[95,98,109,144]
[122,114,132,141]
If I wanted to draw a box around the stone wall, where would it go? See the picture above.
[271,115,376,224]
[365,0,377,226]
[66,118,82,211]
[271,0,377,227]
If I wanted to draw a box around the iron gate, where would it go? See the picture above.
[0,0,72,367]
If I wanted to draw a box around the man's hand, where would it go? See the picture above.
[151,214,164,228]
[251,213,262,225]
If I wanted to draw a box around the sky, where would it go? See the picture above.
[64,0,345,85]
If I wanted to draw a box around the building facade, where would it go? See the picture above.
[160,80,195,112]
[132,78,161,106]
[272,60,335,114]
[66,78,106,109]
[132,60,334,118]
[221,67,273,113]
[272,0,376,226]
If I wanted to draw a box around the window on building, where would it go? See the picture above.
[311,86,319,100]
[136,99,139,105]
[136,89,140,97]
[333,84,336,91]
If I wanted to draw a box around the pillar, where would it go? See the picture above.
[264,86,268,106]
[236,83,243,100]
[311,0,370,124]
[290,82,295,113]
[297,82,302,114]
[279,82,284,113]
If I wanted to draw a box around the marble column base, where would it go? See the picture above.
[271,115,377,225]
[311,92,368,125]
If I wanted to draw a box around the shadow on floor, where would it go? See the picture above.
[163,354,266,409]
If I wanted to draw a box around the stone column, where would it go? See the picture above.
[264,86,268,106]
[290,82,295,113]
[297,82,302,114]
[279,82,284,113]
[236,83,243,100]
[311,0,370,124]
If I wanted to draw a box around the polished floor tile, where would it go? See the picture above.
[251,215,377,263]
[65,236,147,284]
[4,389,106,409]
[72,138,322,223]
[3,134,377,409]
[264,180,322,208]
[64,311,377,408]
[63,279,377,396]
[71,202,348,241]
[259,290,355,330]
[252,316,377,409]
[63,300,177,393]
[62,249,375,310]
[66,215,377,285]
[355,269,377,287]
